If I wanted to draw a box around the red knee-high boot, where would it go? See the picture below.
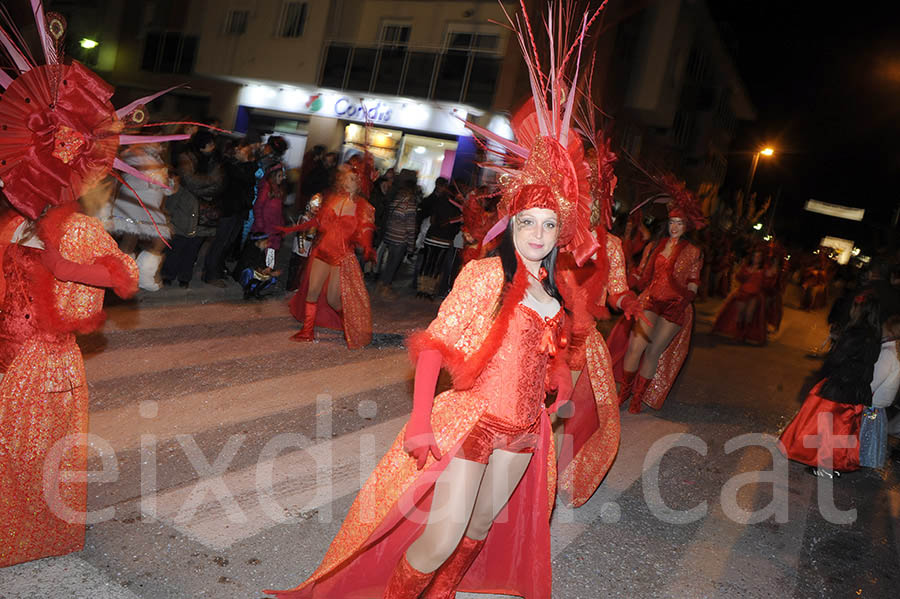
[291,301,317,342]
[618,370,637,406]
[422,536,486,599]
[629,375,651,414]
[384,554,435,599]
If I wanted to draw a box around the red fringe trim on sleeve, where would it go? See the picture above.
[94,254,139,298]
[35,201,82,249]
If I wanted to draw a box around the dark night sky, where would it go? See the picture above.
[709,1,900,250]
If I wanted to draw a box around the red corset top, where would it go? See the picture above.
[472,303,563,427]
[316,208,358,265]
[647,251,680,301]
[738,268,764,294]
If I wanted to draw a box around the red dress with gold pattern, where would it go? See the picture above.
[288,192,375,349]
[0,203,137,567]
[607,238,702,410]
[555,232,629,507]
[267,257,564,598]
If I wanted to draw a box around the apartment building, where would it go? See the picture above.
[193,0,517,191]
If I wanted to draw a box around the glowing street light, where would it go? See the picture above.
[745,146,775,200]
[80,38,99,49]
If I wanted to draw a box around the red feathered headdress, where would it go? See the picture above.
[0,5,193,225]
[461,1,610,266]
[659,174,707,230]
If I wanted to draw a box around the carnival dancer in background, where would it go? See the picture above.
[0,4,189,566]
[711,247,769,344]
[622,212,650,288]
[779,292,881,476]
[764,242,788,333]
[265,2,606,597]
[460,186,500,265]
[554,134,647,507]
[607,176,706,413]
[283,161,375,348]
[103,141,173,291]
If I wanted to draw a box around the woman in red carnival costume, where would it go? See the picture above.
[607,176,706,413]
[553,132,647,506]
[779,292,881,475]
[764,243,788,332]
[0,6,188,567]
[265,4,606,597]
[460,186,500,265]
[711,247,770,344]
[285,161,376,348]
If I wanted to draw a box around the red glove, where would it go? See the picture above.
[404,349,443,469]
[677,290,697,314]
[363,246,376,263]
[620,292,652,328]
[41,244,114,288]
[277,218,318,234]
[547,362,574,418]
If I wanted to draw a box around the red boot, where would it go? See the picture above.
[422,536,486,599]
[384,554,434,599]
[290,301,317,342]
[629,375,651,414]
[618,370,637,406]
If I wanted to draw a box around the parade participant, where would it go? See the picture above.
[554,136,647,506]
[104,142,173,291]
[764,242,788,332]
[622,212,650,288]
[607,176,706,413]
[284,161,376,348]
[779,292,881,476]
[265,3,604,596]
[460,186,500,265]
[711,248,769,344]
[0,5,188,566]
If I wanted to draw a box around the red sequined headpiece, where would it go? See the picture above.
[0,6,194,223]
[461,1,609,266]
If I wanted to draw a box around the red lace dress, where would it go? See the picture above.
[289,192,375,349]
[267,258,562,598]
[711,265,769,344]
[0,203,137,567]
[607,239,702,410]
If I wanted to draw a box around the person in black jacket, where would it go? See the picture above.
[202,137,258,286]
[780,291,882,476]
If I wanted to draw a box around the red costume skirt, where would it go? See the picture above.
[779,380,862,472]
[643,296,687,326]
[459,413,541,464]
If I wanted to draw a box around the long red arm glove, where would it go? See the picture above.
[404,349,443,469]
[276,218,318,234]
[620,291,652,328]
[547,360,575,418]
[41,244,113,288]
[677,289,697,314]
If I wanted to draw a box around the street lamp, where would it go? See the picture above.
[79,38,99,49]
[744,146,775,200]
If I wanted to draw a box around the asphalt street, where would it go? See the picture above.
[0,279,897,599]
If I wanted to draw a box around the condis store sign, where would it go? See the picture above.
[238,84,470,136]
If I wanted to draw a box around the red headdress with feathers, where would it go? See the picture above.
[463,1,610,266]
[658,174,707,230]
[0,2,204,237]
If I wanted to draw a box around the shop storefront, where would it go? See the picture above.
[233,83,477,194]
